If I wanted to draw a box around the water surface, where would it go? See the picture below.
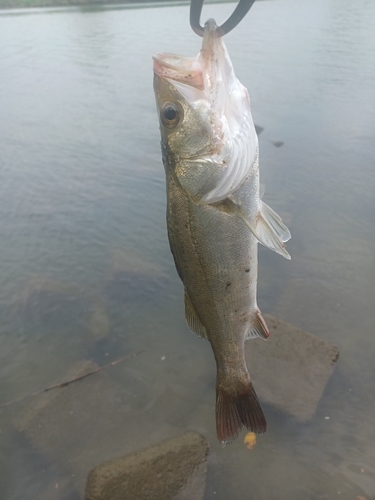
[0,0,375,498]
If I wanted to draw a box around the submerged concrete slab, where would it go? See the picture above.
[89,299,110,339]
[14,314,338,497]
[37,477,81,500]
[246,314,339,420]
[15,360,182,497]
[85,431,209,500]
[109,248,166,278]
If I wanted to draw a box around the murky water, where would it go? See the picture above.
[0,0,374,498]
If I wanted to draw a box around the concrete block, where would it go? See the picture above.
[246,314,339,420]
[85,431,209,500]
[272,277,341,337]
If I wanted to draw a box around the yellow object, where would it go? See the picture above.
[244,432,257,449]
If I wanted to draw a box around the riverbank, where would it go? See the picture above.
[0,0,171,9]
[0,0,230,10]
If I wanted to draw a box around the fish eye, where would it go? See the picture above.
[161,102,181,128]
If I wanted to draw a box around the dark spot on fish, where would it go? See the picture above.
[239,311,249,323]
[225,282,231,290]
[245,269,250,273]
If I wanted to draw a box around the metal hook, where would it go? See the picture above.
[190,0,256,37]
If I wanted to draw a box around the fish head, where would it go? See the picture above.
[153,19,258,202]
[153,58,215,160]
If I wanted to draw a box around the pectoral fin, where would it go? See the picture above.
[260,201,291,243]
[227,198,291,260]
[184,290,208,340]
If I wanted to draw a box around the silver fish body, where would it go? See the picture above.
[153,20,290,444]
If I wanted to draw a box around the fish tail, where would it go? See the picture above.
[216,375,266,445]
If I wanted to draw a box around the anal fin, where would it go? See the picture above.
[184,290,208,340]
[245,310,270,340]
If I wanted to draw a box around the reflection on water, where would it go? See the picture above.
[0,0,375,498]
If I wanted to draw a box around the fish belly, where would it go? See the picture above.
[166,172,258,349]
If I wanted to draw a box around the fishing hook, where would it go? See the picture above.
[190,0,256,37]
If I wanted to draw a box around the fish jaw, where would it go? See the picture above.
[153,19,259,204]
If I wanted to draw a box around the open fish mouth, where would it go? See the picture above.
[153,19,224,100]
[153,18,250,128]
[153,53,204,91]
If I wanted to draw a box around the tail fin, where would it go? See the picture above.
[216,378,266,445]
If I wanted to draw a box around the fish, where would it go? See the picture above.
[153,19,290,444]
